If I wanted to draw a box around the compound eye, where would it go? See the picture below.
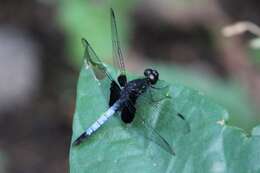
[149,74,158,84]
[152,70,158,77]
[144,68,152,77]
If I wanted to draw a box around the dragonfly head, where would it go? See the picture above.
[144,68,159,85]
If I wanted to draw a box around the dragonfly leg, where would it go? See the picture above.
[148,88,169,103]
[151,84,169,90]
[125,101,176,155]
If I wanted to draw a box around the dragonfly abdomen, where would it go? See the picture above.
[73,101,121,145]
[85,106,116,135]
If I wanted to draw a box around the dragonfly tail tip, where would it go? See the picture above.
[73,132,87,146]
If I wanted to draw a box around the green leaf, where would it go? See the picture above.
[70,65,260,173]
[155,65,259,132]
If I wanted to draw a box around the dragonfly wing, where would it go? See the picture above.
[140,85,191,134]
[134,113,176,155]
[82,38,120,102]
[121,103,136,124]
[109,80,121,107]
[110,8,127,87]
[124,101,175,155]
[82,38,114,82]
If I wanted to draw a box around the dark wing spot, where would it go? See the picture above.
[109,80,121,107]
[118,75,127,87]
[121,100,136,123]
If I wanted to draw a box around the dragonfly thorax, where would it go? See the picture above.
[144,68,159,85]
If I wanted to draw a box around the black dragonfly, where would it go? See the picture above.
[73,9,189,155]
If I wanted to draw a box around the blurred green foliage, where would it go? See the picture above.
[57,0,135,66]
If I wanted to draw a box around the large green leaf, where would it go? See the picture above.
[70,65,260,173]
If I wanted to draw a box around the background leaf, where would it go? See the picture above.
[70,65,260,173]
[57,0,135,67]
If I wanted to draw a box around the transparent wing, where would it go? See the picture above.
[139,84,190,134]
[135,112,176,155]
[125,101,175,155]
[110,8,127,86]
[124,84,190,155]
[82,38,114,81]
[82,38,118,102]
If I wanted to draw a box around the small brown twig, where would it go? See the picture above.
[222,21,260,37]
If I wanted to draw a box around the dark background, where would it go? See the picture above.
[0,0,260,172]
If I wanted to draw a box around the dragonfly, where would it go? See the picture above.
[73,8,190,155]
